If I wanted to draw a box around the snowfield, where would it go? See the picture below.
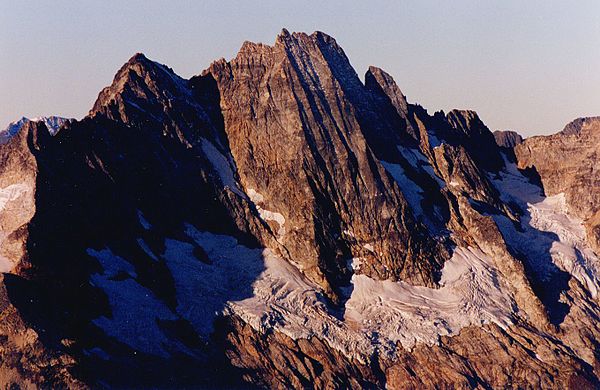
[86,156,600,361]
[88,224,515,361]
[491,159,600,298]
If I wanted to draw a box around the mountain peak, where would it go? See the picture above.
[90,52,188,118]
[128,52,149,63]
[365,66,409,115]
[5,29,600,389]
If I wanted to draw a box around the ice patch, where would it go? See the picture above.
[200,138,244,197]
[88,248,176,357]
[137,210,152,230]
[491,159,600,298]
[247,188,286,236]
[0,183,29,212]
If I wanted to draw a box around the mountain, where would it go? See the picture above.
[1,30,599,389]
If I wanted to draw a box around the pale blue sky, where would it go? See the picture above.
[1,0,599,135]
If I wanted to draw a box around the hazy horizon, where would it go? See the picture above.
[1,1,599,136]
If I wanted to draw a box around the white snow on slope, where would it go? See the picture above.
[86,222,516,361]
[137,210,152,230]
[0,183,29,212]
[345,247,514,351]
[159,225,515,360]
[137,238,158,261]
[229,243,514,361]
[247,188,286,236]
[491,160,600,297]
[88,248,178,357]
[162,232,264,337]
[397,145,445,187]
[380,160,426,219]
[0,116,69,143]
[200,138,245,197]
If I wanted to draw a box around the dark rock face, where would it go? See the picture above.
[493,130,523,148]
[1,30,600,389]
[444,110,504,172]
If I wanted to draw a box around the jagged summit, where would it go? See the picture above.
[90,52,187,117]
[1,116,70,143]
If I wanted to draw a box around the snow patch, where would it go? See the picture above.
[137,210,152,230]
[200,138,245,197]
[380,160,430,226]
[1,116,69,142]
[162,226,265,337]
[88,248,176,357]
[397,145,445,187]
[137,238,158,261]
[0,183,29,212]
[247,188,286,236]
[491,159,600,298]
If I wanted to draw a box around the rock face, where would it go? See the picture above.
[515,117,600,253]
[1,30,600,389]
[207,30,447,296]
[493,129,523,148]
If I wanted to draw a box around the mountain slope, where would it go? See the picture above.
[515,117,600,254]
